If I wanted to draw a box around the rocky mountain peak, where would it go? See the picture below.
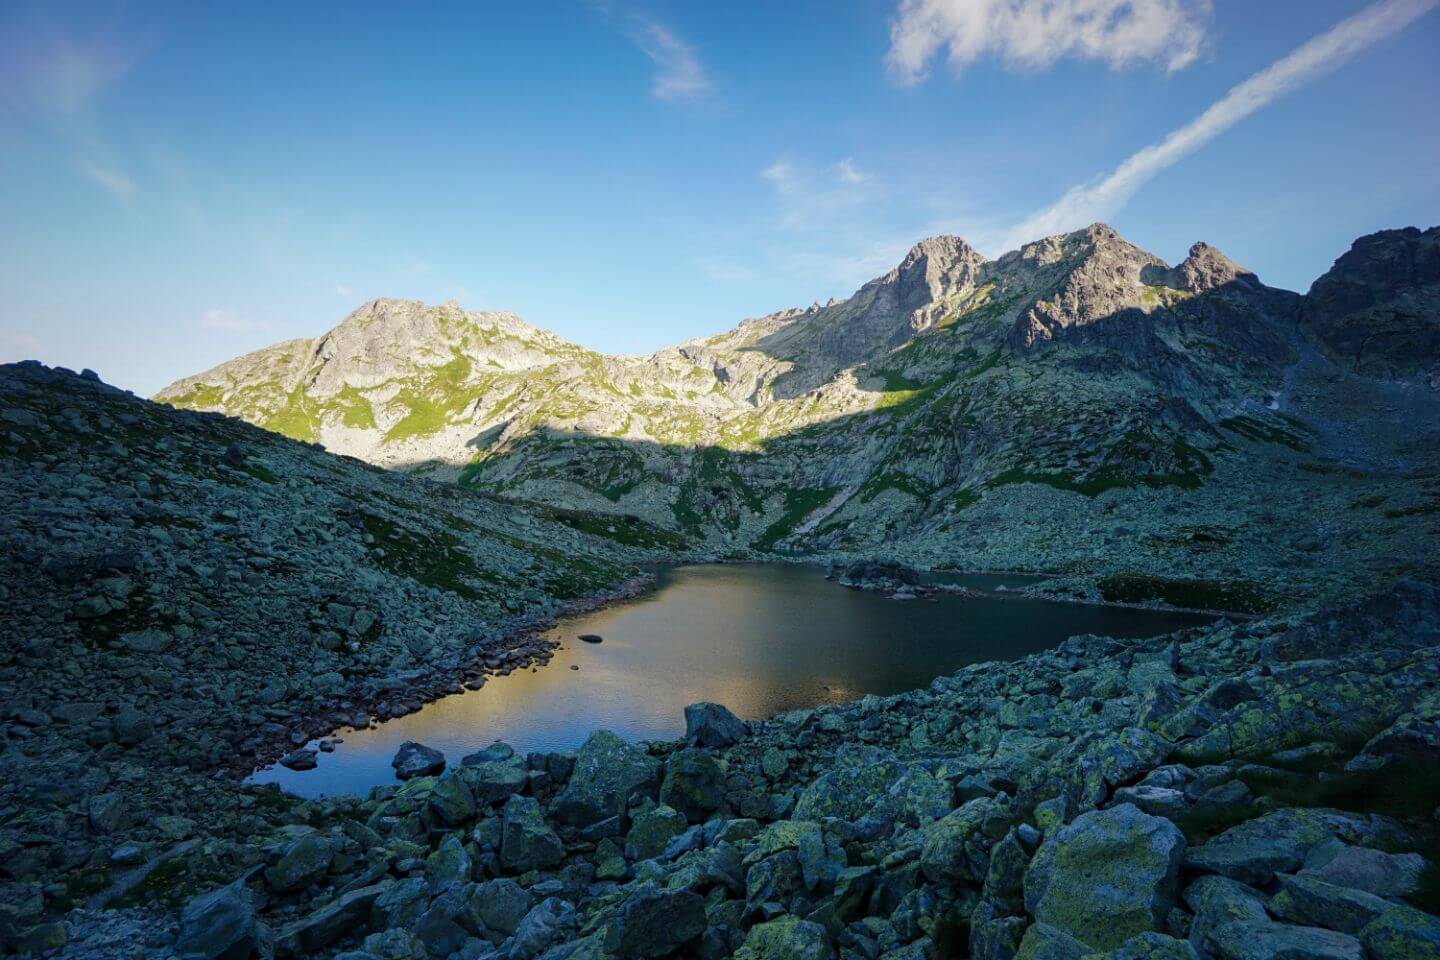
[1162,242,1259,293]
[1302,224,1440,382]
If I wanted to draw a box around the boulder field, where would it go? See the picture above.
[30,579,1436,960]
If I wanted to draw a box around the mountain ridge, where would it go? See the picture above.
[156,222,1440,603]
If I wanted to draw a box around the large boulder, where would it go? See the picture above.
[265,834,336,893]
[920,796,1012,885]
[1359,906,1440,960]
[602,882,707,958]
[684,702,747,748]
[501,795,563,872]
[795,747,952,826]
[274,882,388,957]
[1184,809,1406,886]
[427,772,477,826]
[659,749,725,821]
[175,882,262,960]
[550,731,660,826]
[1023,803,1185,951]
[1269,874,1393,934]
[625,805,688,861]
[457,760,527,806]
[733,915,835,960]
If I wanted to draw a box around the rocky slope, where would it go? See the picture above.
[157,225,1440,606]
[0,360,682,953]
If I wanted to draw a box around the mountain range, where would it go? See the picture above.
[157,224,1440,607]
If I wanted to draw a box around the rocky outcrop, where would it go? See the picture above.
[1302,225,1440,383]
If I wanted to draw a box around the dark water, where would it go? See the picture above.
[251,564,1215,797]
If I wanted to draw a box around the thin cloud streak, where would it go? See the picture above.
[628,19,710,101]
[1001,0,1440,251]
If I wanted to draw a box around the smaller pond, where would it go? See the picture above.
[252,564,1216,797]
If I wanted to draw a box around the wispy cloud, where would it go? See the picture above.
[1,30,147,196]
[626,18,710,101]
[999,0,1440,251]
[335,284,354,297]
[887,0,1212,85]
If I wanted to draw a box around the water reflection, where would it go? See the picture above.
[251,564,1214,797]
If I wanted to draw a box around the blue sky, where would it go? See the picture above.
[2,0,1437,396]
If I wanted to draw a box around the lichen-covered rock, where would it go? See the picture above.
[601,882,706,958]
[501,794,563,872]
[659,748,725,822]
[1184,809,1405,886]
[1023,804,1185,950]
[458,759,528,807]
[550,731,660,826]
[918,796,1010,885]
[427,772,477,826]
[625,805,687,861]
[1298,840,1426,899]
[1359,906,1440,960]
[274,881,388,956]
[794,746,951,826]
[1014,922,1088,960]
[733,915,835,960]
[1195,919,1363,960]
[265,833,336,892]
[1110,931,1199,959]
[1269,873,1394,934]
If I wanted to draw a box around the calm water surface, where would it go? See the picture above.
[252,564,1214,797]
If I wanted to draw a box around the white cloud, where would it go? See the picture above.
[335,284,354,297]
[628,19,710,101]
[201,308,260,333]
[997,0,1440,251]
[887,0,1212,85]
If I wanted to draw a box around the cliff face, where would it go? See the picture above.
[1302,226,1440,384]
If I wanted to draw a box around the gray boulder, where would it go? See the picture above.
[602,882,706,958]
[550,731,659,826]
[501,794,563,872]
[274,882,388,956]
[659,748,725,822]
[175,882,262,960]
[684,702,746,748]
[1359,906,1440,960]
[1023,803,1185,950]
[265,834,336,892]
[391,741,445,780]
[1270,873,1394,934]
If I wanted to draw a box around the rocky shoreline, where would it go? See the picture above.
[238,574,658,781]
[117,579,1440,960]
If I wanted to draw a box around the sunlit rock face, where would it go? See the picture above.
[157,224,1440,604]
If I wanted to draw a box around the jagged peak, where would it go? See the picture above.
[1166,241,1258,292]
